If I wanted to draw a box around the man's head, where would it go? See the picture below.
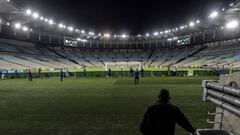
[158,89,171,102]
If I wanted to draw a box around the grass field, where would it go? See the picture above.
[0,77,218,135]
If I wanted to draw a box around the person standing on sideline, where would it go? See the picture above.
[130,68,134,78]
[60,69,64,82]
[140,89,195,135]
[141,68,144,77]
[108,68,112,77]
[28,69,33,82]
[135,69,140,85]
[83,67,87,78]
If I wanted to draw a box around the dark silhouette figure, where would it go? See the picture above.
[141,68,144,77]
[140,89,195,135]
[60,69,64,82]
[108,68,112,77]
[83,67,87,78]
[130,68,134,78]
[28,69,33,82]
[135,69,140,85]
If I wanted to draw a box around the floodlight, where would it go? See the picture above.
[98,33,102,36]
[44,18,48,22]
[40,16,44,20]
[77,38,81,41]
[6,22,10,26]
[196,20,200,24]
[153,32,159,36]
[58,23,64,28]
[76,29,80,32]
[210,11,218,18]
[32,12,39,19]
[6,0,10,2]
[67,26,73,31]
[14,23,21,29]
[137,34,142,37]
[104,33,110,38]
[22,26,28,31]
[26,9,32,15]
[48,19,54,25]
[146,33,150,37]
[121,34,127,38]
[180,26,185,29]
[89,32,95,35]
[226,20,239,29]
[189,22,195,27]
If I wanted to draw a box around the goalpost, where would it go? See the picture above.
[105,62,142,70]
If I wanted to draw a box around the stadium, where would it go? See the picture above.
[0,0,240,135]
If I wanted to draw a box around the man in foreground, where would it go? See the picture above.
[140,89,195,135]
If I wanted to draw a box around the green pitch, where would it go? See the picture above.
[0,77,217,135]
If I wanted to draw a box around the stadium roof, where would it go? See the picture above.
[1,0,240,41]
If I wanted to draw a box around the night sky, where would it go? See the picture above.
[12,0,232,34]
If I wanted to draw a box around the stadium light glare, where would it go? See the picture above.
[26,9,32,15]
[48,19,54,25]
[137,34,142,37]
[81,30,85,34]
[196,20,200,24]
[153,32,159,36]
[76,29,80,32]
[180,26,185,29]
[230,3,234,7]
[6,22,10,26]
[67,26,73,31]
[32,12,39,19]
[6,0,10,2]
[104,33,110,38]
[226,20,239,29]
[22,26,28,31]
[121,34,127,38]
[58,23,64,28]
[164,30,169,34]
[44,18,48,22]
[89,32,95,35]
[209,11,218,18]
[40,16,44,20]
[14,23,21,29]
[146,33,150,37]
[189,22,195,27]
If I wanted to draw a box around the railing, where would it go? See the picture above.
[202,81,240,117]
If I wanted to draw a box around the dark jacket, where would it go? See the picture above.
[140,101,195,135]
